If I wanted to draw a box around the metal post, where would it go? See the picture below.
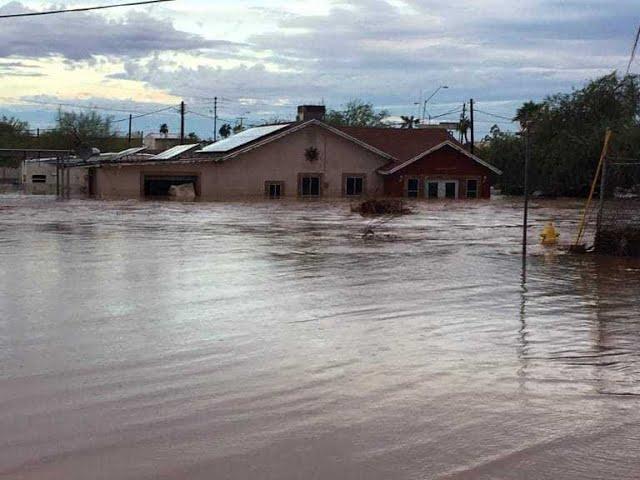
[180,101,185,144]
[56,156,60,197]
[596,152,608,241]
[522,125,530,260]
[65,160,70,198]
[213,96,218,142]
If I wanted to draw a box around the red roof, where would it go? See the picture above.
[335,126,456,162]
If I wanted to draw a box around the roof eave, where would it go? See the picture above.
[378,140,502,175]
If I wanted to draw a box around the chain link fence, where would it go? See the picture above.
[594,158,640,256]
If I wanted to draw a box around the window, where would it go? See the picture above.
[345,176,364,196]
[299,175,321,197]
[445,182,457,199]
[31,174,46,183]
[407,178,419,198]
[466,179,478,198]
[265,181,284,198]
[427,181,439,199]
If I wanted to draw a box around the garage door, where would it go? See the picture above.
[143,175,199,197]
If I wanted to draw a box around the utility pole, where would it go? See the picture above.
[460,102,466,143]
[128,114,132,146]
[180,101,185,144]
[213,96,218,142]
[470,98,475,155]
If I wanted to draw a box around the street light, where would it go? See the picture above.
[421,85,449,124]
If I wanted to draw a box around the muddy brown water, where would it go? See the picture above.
[1,194,639,479]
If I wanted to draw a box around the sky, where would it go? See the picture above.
[0,0,638,139]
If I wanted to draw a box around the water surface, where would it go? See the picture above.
[1,194,639,479]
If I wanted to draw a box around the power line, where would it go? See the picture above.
[626,22,640,75]
[186,110,234,123]
[112,105,178,123]
[429,107,462,120]
[0,0,175,19]
[474,108,514,122]
[0,97,176,115]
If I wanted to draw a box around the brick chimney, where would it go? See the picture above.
[297,105,326,122]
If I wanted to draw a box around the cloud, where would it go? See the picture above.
[245,0,638,102]
[2,0,639,135]
[0,1,241,60]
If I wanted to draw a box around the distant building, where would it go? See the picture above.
[83,105,502,200]
[143,133,182,152]
[21,158,89,195]
[21,147,157,195]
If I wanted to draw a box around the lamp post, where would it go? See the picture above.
[421,85,449,124]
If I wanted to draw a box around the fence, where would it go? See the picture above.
[594,157,640,256]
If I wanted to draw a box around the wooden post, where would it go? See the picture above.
[573,129,612,248]
[128,114,132,146]
[470,98,475,155]
[180,101,185,144]
[213,96,218,142]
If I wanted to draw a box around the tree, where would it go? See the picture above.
[218,123,232,138]
[0,116,31,162]
[457,116,471,144]
[513,101,544,129]
[325,100,389,127]
[400,115,419,129]
[479,72,640,196]
[159,123,169,137]
[187,132,200,142]
[55,110,114,139]
[232,123,245,134]
[0,116,29,137]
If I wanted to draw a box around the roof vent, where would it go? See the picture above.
[297,105,326,122]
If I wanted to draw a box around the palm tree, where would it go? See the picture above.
[400,115,419,129]
[457,117,471,144]
[218,123,232,139]
[159,123,169,138]
[513,101,543,130]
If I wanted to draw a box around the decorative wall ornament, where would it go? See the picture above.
[305,146,319,162]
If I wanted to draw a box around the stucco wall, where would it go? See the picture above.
[96,124,389,200]
[22,161,88,195]
[383,145,494,198]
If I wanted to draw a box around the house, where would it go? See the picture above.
[88,105,501,200]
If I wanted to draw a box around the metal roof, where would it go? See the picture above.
[198,124,291,153]
[112,146,147,160]
[150,144,199,160]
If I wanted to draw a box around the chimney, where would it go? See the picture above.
[297,105,326,122]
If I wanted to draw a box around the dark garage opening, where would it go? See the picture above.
[143,175,199,198]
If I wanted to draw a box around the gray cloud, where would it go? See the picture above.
[2,0,639,135]
[0,1,240,60]
[246,0,637,103]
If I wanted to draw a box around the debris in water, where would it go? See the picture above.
[352,198,411,216]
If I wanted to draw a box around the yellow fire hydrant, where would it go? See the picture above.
[540,222,560,245]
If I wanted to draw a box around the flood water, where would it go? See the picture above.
[1,194,639,479]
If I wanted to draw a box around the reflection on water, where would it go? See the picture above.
[1,194,639,480]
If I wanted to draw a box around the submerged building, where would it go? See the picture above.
[77,106,502,200]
